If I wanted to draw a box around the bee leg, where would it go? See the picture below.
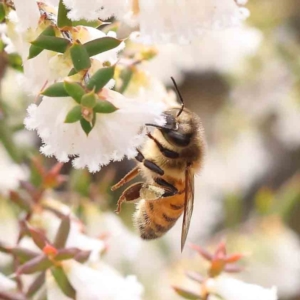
[115,182,143,214]
[111,166,140,191]
[135,149,164,176]
[154,177,178,197]
[146,132,179,159]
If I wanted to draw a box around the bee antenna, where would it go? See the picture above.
[171,77,184,117]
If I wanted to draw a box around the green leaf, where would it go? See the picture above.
[84,37,122,57]
[53,216,70,249]
[54,248,79,261]
[81,91,97,108]
[51,266,76,298]
[94,99,118,114]
[0,3,6,22]
[80,118,93,135]
[68,68,78,76]
[26,273,45,297]
[12,247,39,264]
[118,68,133,93]
[65,106,82,123]
[17,255,52,275]
[42,82,69,97]
[70,43,91,71]
[64,81,85,103]
[173,287,202,300]
[57,0,72,28]
[31,35,70,53]
[87,66,115,92]
[7,53,23,72]
[28,26,56,59]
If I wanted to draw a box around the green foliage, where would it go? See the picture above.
[65,105,82,123]
[87,66,115,92]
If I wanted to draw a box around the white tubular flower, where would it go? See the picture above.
[136,0,249,44]
[62,260,144,300]
[24,90,166,172]
[0,272,17,291]
[206,277,277,300]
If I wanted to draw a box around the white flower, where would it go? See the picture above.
[142,25,262,84]
[61,0,249,44]
[136,0,249,44]
[0,272,17,291]
[206,277,277,300]
[0,145,27,195]
[12,0,40,30]
[24,90,166,172]
[62,260,144,300]
[234,218,300,298]
[63,0,131,21]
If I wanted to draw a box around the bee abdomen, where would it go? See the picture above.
[134,200,183,240]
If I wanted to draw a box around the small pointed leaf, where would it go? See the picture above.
[68,68,78,76]
[94,100,118,114]
[70,43,91,71]
[64,81,85,103]
[0,3,6,22]
[42,82,68,97]
[51,266,76,298]
[28,227,49,250]
[173,287,202,300]
[28,26,56,59]
[65,106,82,123]
[81,91,97,108]
[53,216,71,249]
[84,37,122,57]
[26,272,45,297]
[12,247,40,263]
[57,0,72,28]
[54,248,79,261]
[80,118,93,135]
[118,68,133,93]
[86,66,115,92]
[17,254,52,275]
[9,191,33,212]
[74,250,91,263]
[32,36,70,53]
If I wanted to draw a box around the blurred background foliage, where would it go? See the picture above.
[0,0,300,299]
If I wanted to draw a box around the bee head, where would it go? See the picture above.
[146,77,196,147]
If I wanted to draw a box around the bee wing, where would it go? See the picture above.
[181,166,195,252]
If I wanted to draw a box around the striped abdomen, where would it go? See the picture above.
[134,193,185,240]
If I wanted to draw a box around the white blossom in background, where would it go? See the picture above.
[142,25,262,85]
[235,218,300,298]
[206,277,277,300]
[0,199,19,266]
[137,0,249,44]
[59,260,144,300]
[0,272,17,291]
[24,90,166,172]
[0,145,27,195]
[57,0,249,44]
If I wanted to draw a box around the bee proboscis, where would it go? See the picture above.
[111,78,205,251]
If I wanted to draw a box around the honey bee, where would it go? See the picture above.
[111,78,205,251]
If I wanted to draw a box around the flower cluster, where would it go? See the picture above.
[174,242,278,300]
